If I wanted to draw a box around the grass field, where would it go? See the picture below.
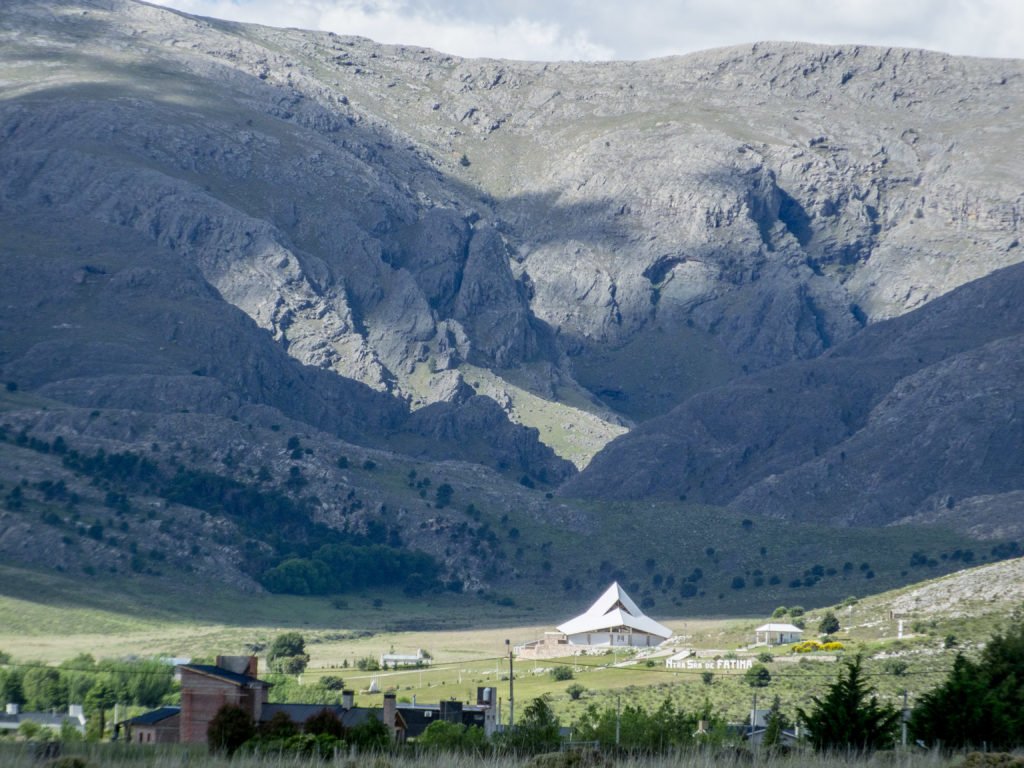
[0,741,974,768]
[3,558,1020,729]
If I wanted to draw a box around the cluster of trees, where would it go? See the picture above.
[911,609,1024,750]
[0,654,175,739]
[22,432,447,599]
[266,633,309,675]
[208,703,389,757]
[260,542,441,596]
[792,613,1024,753]
[573,697,722,753]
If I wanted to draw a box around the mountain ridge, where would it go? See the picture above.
[0,0,1022,602]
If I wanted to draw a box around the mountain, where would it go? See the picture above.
[0,0,1022,604]
[564,262,1024,537]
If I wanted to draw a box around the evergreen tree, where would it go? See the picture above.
[497,696,560,754]
[762,695,789,748]
[911,608,1024,750]
[797,656,899,753]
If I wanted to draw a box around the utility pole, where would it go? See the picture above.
[901,690,909,748]
[615,695,621,746]
[505,639,514,729]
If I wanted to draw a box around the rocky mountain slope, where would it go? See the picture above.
[564,262,1024,537]
[0,0,1022,599]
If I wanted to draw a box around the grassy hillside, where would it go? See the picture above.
[1,557,1020,730]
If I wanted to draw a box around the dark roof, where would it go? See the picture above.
[126,707,180,726]
[178,664,269,687]
[398,703,488,739]
[260,704,405,731]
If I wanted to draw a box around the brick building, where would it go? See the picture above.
[120,706,181,744]
[178,656,270,744]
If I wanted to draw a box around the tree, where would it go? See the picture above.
[319,675,345,691]
[346,717,390,750]
[573,696,699,752]
[0,668,25,706]
[819,611,841,636]
[566,682,586,701]
[304,708,345,738]
[84,680,116,740]
[762,695,789,748]
[496,696,560,754]
[745,663,771,688]
[912,608,1024,750]
[207,703,255,755]
[260,711,299,740]
[22,666,67,711]
[268,631,309,675]
[417,720,487,753]
[797,656,899,753]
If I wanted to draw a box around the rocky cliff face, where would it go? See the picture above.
[564,262,1024,538]
[1,0,1023,547]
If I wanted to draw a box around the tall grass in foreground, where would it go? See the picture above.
[0,742,969,768]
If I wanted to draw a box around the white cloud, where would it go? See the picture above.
[150,0,613,60]
[147,0,1024,61]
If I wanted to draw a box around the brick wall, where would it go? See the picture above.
[179,670,244,744]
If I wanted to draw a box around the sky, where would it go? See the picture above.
[146,0,1024,62]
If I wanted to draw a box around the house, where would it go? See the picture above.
[177,655,271,743]
[118,706,181,744]
[243,688,499,743]
[380,649,429,668]
[260,692,407,742]
[0,703,87,735]
[754,623,804,645]
[555,583,673,649]
[129,655,497,746]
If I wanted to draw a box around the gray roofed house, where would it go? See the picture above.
[116,706,181,744]
[0,704,87,735]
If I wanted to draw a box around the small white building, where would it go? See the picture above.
[556,583,672,649]
[380,649,428,668]
[754,623,804,645]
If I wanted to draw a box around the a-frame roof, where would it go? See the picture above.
[556,582,672,640]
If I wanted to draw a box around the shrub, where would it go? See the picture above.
[304,708,345,738]
[566,682,585,700]
[744,663,771,688]
[259,711,298,740]
[208,704,255,755]
[791,640,824,654]
[319,675,345,690]
[550,665,574,681]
